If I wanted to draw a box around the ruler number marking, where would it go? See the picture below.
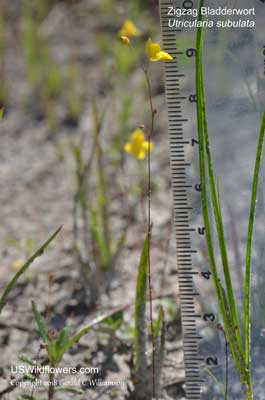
[194,183,202,192]
[203,313,216,322]
[160,0,215,394]
[183,1,194,9]
[206,357,218,366]
[189,94,197,103]
[198,227,206,235]
[201,271,212,280]
[186,48,196,58]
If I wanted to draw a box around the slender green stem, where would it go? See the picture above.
[48,370,55,400]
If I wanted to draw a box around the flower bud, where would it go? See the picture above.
[120,35,130,45]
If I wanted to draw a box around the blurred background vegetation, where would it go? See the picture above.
[0,1,183,399]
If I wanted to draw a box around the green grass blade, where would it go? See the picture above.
[154,306,164,341]
[196,3,242,350]
[153,306,165,397]
[58,310,122,358]
[90,203,109,269]
[19,355,39,367]
[92,99,111,267]
[32,301,49,344]
[244,111,265,368]
[201,67,242,351]
[58,326,90,355]
[134,232,149,379]
[196,2,245,374]
[219,283,247,383]
[55,327,71,362]
[196,3,257,395]
[196,0,225,318]
[196,0,244,354]
[101,309,123,329]
[0,226,61,313]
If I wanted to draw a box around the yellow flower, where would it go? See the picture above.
[11,259,23,271]
[120,35,130,45]
[146,38,173,61]
[119,20,141,37]
[124,129,153,160]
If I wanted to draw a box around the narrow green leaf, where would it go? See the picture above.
[101,310,123,329]
[196,0,228,330]
[244,111,265,369]
[55,327,71,354]
[111,228,128,268]
[90,204,109,268]
[57,311,120,359]
[154,307,164,341]
[196,1,244,380]
[92,99,111,268]
[154,307,165,398]
[31,301,49,344]
[196,4,255,395]
[199,48,242,350]
[0,107,3,120]
[0,226,62,313]
[219,283,247,382]
[19,355,38,367]
[23,373,37,382]
[71,142,83,169]
[134,232,149,378]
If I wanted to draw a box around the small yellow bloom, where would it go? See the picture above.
[119,20,141,37]
[11,259,23,271]
[146,38,173,62]
[120,35,130,45]
[124,129,153,160]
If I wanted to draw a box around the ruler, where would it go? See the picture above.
[159,1,265,399]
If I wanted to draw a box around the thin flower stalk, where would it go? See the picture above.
[143,66,156,398]
[121,30,172,398]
